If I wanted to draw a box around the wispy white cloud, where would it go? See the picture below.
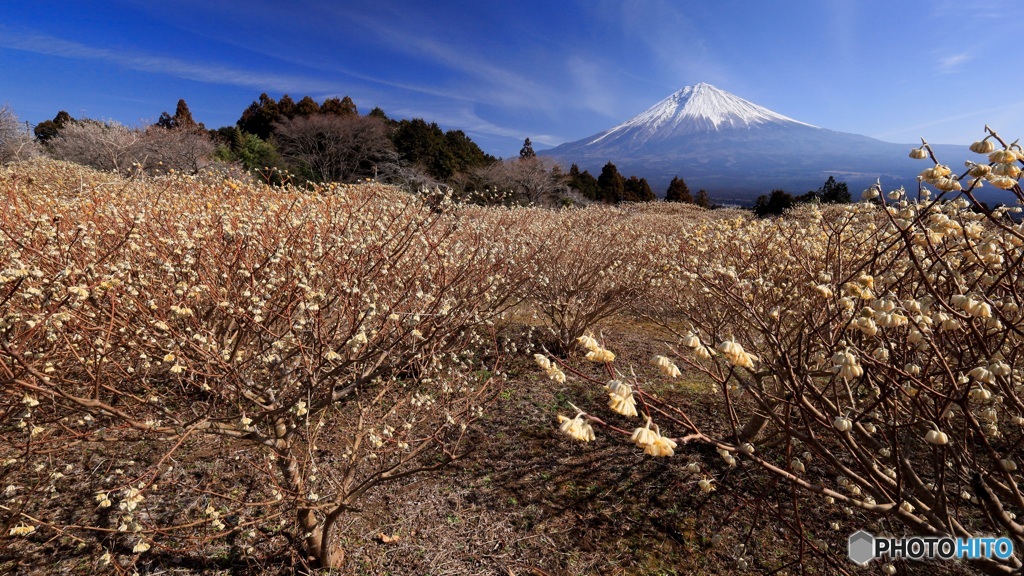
[383,98,566,150]
[937,53,972,74]
[0,27,340,93]
[341,11,562,114]
[564,55,619,119]
[872,100,1024,143]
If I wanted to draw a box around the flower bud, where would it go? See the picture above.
[987,175,1017,190]
[698,476,716,493]
[933,175,962,192]
[989,149,1018,164]
[992,163,1022,178]
[925,428,948,445]
[966,162,992,178]
[970,139,995,154]
[833,415,852,432]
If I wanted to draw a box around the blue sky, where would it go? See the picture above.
[2,0,1021,158]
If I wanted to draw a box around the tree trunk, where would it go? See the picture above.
[273,418,345,569]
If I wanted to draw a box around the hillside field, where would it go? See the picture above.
[2,155,1022,575]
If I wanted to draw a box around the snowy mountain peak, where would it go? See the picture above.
[541,83,962,204]
[590,83,815,145]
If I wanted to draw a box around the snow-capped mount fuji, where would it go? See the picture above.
[590,82,815,147]
[542,83,966,204]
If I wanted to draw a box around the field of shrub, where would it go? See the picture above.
[2,131,1023,575]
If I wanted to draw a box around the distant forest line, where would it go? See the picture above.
[10,95,856,213]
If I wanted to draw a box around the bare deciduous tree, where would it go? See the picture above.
[471,157,568,205]
[140,125,216,174]
[0,104,40,164]
[48,119,145,173]
[48,120,215,174]
[274,114,397,183]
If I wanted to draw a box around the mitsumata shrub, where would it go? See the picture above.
[0,160,530,570]
[542,128,1024,575]
[3,126,1023,574]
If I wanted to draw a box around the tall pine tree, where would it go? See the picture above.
[321,96,358,116]
[566,164,599,200]
[597,161,625,203]
[665,176,693,203]
[296,96,320,116]
[237,93,280,139]
[277,95,298,119]
[623,176,655,202]
[519,138,536,159]
[156,99,198,130]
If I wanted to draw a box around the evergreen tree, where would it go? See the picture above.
[819,175,850,203]
[340,96,358,115]
[321,96,358,116]
[210,126,285,180]
[237,93,280,140]
[233,133,283,174]
[296,96,320,116]
[34,111,74,143]
[390,119,494,181]
[694,189,712,208]
[753,189,795,217]
[174,99,197,129]
[392,118,451,178]
[637,177,655,201]
[597,161,625,203]
[623,176,655,202]
[797,176,851,204]
[519,138,536,159]
[444,129,495,173]
[566,163,599,200]
[210,126,239,148]
[277,95,298,119]
[368,107,390,121]
[664,176,693,203]
[156,99,199,130]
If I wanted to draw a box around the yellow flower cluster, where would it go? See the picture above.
[718,339,758,369]
[652,355,681,378]
[916,135,1022,191]
[534,354,566,383]
[9,524,36,536]
[831,349,863,379]
[557,414,595,442]
[577,334,616,363]
[630,419,677,457]
[605,380,638,417]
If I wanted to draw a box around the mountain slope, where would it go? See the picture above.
[542,83,968,204]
